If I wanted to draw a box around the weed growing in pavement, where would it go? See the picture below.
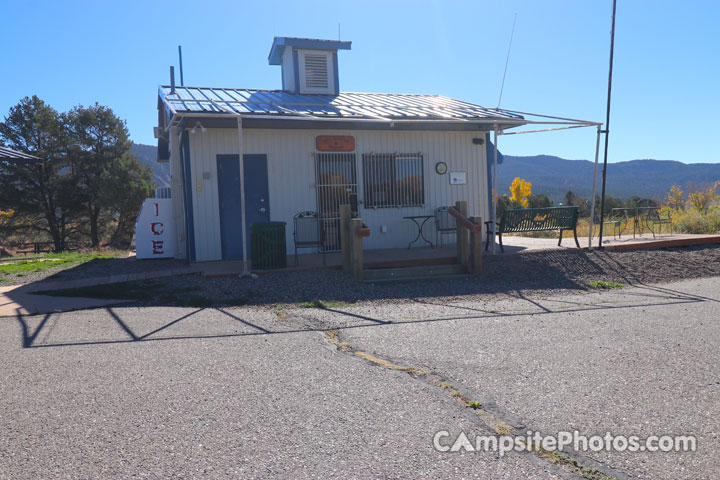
[495,423,512,435]
[299,299,350,309]
[589,280,624,290]
[273,304,288,320]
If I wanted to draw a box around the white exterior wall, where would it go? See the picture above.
[281,48,295,92]
[169,127,187,259]
[184,127,489,262]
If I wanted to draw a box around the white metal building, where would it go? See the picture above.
[155,37,530,263]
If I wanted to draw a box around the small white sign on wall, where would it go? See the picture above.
[450,171,467,185]
[135,198,176,259]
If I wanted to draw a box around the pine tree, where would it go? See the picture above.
[0,96,78,251]
[65,103,134,247]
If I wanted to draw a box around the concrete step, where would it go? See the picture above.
[365,273,473,284]
[362,263,468,282]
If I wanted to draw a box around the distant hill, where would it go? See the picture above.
[130,143,170,188]
[500,155,720,202]
[128,144,720,203]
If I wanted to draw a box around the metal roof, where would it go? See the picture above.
[159,86,526,128]
[0,146,42,163]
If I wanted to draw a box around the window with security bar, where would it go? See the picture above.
[314,152,357,251]
[362,153,424,208]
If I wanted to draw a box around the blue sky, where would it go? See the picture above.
[2,0,718,164]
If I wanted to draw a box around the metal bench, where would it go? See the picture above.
[485,206,580,253]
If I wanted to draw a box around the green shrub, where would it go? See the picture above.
[673,208,720,234]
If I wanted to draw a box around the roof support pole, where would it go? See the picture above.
[236,117,250,276]
[587,125,603,251]
[492,125,499,255]
[598,0,617,248]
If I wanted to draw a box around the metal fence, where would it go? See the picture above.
[314,152,357,251]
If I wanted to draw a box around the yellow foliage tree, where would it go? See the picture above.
[509,177,532,208]
[665,185,684,211]
[0,209,14,225]
[688,181,719,211]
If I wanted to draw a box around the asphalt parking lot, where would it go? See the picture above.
[1,277,718,479]
[311,277,720,480]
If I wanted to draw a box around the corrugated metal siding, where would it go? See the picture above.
[186,128,488,261]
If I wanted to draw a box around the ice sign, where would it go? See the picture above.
[135,198,175,259]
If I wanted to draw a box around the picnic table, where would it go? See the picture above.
[403,215,434,248]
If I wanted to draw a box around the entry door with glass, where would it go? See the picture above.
[314,152,357,251]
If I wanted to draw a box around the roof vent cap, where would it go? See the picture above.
[268,37,351,95]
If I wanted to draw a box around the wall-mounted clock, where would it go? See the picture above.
[435,161,448,175]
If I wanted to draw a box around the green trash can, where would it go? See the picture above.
[250,221,287,270]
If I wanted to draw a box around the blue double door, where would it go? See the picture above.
[216,154,270,259]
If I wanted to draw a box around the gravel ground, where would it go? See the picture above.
[50,245,720,307]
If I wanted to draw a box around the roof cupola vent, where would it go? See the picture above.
[268,37,351,95]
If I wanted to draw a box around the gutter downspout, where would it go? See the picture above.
[236,117,252,277]
[492,125,499,255]
[587,125,603,250]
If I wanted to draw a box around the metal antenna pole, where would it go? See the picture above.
[598,0,617,248]
[497,13,517,109]
[178,45,184,86]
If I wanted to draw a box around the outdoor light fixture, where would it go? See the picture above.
[472,137,485,145]
[190,121,207,134]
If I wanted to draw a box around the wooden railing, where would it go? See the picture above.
[450,201,483,274]
[338,200,481,280]
[340,204,370,280]
[12,242,82,255]
[448,206,482,232]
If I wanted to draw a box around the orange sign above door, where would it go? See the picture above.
[316,136,355,152]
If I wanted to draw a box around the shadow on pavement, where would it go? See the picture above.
[14,280,716,350]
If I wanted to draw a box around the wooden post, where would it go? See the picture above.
[339,204,352,272]
[455,201,469,268]
[470,216,483,274]
[351,218,364,280]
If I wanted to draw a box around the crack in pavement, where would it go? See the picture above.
[320,327,634,480]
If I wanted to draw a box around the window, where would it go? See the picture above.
[362,153,424,208]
